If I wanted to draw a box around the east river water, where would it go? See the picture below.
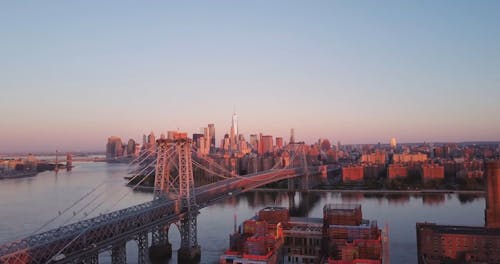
[0,162,485,263]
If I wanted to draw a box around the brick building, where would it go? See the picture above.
[416,161,500,264]
[342,166,364,182]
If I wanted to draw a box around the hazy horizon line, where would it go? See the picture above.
[2,139,499,156]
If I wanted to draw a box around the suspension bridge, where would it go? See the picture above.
[0,135,336,264]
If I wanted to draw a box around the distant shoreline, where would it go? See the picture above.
[0,171,38,179]
[255,188,485,194]
[126,184,484,195]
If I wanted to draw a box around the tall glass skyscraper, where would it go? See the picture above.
[231,112,238,137]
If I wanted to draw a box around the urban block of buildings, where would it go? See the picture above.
[220,204,387,264]
[416,161,500,264]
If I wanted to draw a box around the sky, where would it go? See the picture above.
[1,1,499,153]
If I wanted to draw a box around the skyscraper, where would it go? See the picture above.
[106,136,124,159]
[147,132,156,152]
[261,135,273,155]
[126,139,136,157]
[208,123,216,152]
[249,134,258,151]
[290,128,295,144]
[230,112,238,151]
[232,112,238,137]
[276,137,283,149]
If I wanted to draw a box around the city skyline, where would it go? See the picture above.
[1,1,500,153]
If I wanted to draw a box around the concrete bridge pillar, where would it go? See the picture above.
[149,225,172,261]
[136,232,148,264]
[111,241,126,264]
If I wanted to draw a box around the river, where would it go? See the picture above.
[0,162,485,263]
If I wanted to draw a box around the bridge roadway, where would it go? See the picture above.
[0,165,333,264]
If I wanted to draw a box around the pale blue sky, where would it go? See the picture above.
[1,1,499,152]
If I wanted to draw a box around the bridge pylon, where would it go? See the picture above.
[149,139,174,261]
[287,142,311,191]
[152,136,201,263]
[176,137,201,263]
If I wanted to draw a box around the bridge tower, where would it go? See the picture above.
[299,143,310,190]
[287,142,310,191]
[176,137,201,263]
[149,138,174,261]
[150,136,201,263]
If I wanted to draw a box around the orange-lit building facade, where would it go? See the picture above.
[220,209,285,264]
[275,137,284,149]
[260,135,274,155]
[421,164,444,182]
[324,204,384,264]
[361,151,387,165]
[417,161,500,264]
[392,153,427,163]
[387,164,408,179]
[416,223,500,264]
[221,205,385,264]
[342,166,364,182]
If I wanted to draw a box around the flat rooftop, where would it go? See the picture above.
[289,217,323,225]
[417,222,500,236]
[261,206,288,212]
[328,219,377,228]
[324,204,361,211]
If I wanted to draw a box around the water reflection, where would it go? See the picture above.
[421,193,445,206]
[0,162,487,264]
[216,191,483,213]
[416,161,500,264]
[458,193,483,204]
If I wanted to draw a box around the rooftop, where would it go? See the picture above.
[417,222,500,236]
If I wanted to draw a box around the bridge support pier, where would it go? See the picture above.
[137,232,148,264]
[178,245,201,264]
[111,241,126,264]
[149,225,172,261]
[288,178,296,191]
[288,191,296,209]
[299,176,310,191]
[178,212,201,263]
[80,252,98,264]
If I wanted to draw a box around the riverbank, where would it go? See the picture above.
[0,171,38,179]
[125,183,484,195]
[255,188,485,194]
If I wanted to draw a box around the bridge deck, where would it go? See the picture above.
[0,166,335,263]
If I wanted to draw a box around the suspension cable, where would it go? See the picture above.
[43,154,165,264]
[190,147,238,177]
[106,146,175,211]
[127,150,157,174]
[30,183,105,234]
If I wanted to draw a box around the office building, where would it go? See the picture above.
[208,123,216,152]
[276,137,283,149]
[106,136,124,159]
[260,135,274,155]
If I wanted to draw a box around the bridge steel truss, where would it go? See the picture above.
[287,142,311,191]
[155,138,200,262]
[0,196,184,264]
[0,137,336,264]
